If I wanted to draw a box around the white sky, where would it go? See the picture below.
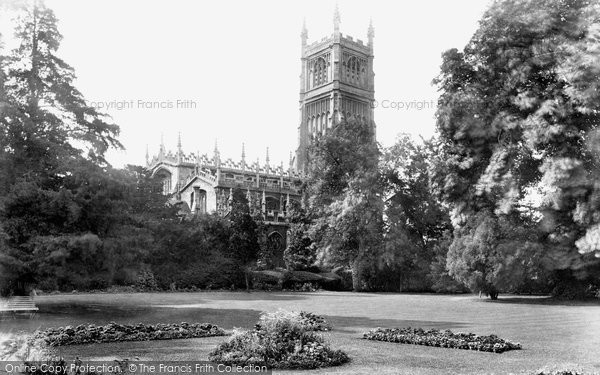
[0,0,491,168]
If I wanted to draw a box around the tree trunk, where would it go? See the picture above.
[351,258,363,292]
[244,267,251,291]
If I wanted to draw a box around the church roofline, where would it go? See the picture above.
[147,146,303,179]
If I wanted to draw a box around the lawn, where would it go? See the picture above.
[1,291,599,374]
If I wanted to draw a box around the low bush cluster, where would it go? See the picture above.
[33,322,226,346]
[285,282,320,292]
[209,309,348,369]
[299,311,331,332]
[363,327,521,353]
[0,335,53,361]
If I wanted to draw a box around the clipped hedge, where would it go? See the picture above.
[248,270,344,291]
[209,309,348,369]
[363,327,521,353]
[33,322,226,346]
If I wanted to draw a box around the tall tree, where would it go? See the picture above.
[0,0,123,295]
[283,201,315,271]
[306,117,383,291]
[227,188,261,288]
[379,135,453,291]
[433,0,600,297]
[4,0,121,186]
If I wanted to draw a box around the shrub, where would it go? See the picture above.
[298,311,331,332]
[135,269,159,291]
[551,275,599,300]
[249,270,285,290]
[285,282,319,292]
[0,334,53,361]
[257,310,330,332]
[209,309,348,369]
[363,327,521,353]
[284,224,315,271]
[33,322,226,346]
[331,267,353,291]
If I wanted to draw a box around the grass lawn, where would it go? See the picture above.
[1,291,600,374]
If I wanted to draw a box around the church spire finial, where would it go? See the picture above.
[265,147,270,170]
[241,142,246,170]
[177,132,183,162]
[368,18,375,48]
[145,144,149,166]
[333,3,341,33]
[213,139,220,167]
[301,17,308,49]
[159,133,165,159]
[301,17,308,42]
[301,17,307,36]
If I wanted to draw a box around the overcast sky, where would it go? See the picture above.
[1,0,491,168]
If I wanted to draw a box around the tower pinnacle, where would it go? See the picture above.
[213,139,220,167]
[241,142,246,171]
[368,18,375,48]
[159,133,165,159]
[301,17,308,46]
[333,3,341,33]
[265,147,270,171]
[177,132,183,162]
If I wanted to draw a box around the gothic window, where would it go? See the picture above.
[266,197,279,211]
[312,57,328,88]
[345,55,365,86]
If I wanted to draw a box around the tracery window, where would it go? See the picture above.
[343,54,367,86]
[313,57,328,87]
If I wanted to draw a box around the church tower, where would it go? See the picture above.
[295,7,375,171]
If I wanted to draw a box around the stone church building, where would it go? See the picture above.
[147,8,375,265]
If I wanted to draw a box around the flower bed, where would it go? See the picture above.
[363,327,521,353]
[528,370,598,375]
[33,322,226,346]
[209,309,348,369]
